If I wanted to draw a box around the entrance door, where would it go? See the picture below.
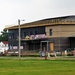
[50,42,54,51]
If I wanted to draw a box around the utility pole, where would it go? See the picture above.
[18,19,25,58]
[18,19,21,58]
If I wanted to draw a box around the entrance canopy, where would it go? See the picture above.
[40,41,51,52]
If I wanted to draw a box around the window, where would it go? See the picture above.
[12,33,15,39]
[30,31,32,35]
[9,36,12,39]
[49,29,52,36]
[23,32,26,38]
[35,31,37,35]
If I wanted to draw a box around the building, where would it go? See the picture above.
[5,15,75,54]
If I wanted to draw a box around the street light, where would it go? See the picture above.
[18,19,25,58]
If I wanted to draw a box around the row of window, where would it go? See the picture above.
[9,29,53,39]
[23,29,53,37]
[23,30,39,37]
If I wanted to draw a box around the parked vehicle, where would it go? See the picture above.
[66,48,74,56]
[0,47,8,55]
[0,41,8,55]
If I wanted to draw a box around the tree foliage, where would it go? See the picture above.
[0,29,8,42]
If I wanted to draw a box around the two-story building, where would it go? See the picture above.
[5,15,75,54]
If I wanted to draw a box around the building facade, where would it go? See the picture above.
[5,15,75,54]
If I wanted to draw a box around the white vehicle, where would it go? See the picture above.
[0,47,8,54]
[0,48,5,54]
[0,41,8,55]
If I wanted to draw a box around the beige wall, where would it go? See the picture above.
[46,24,75,38]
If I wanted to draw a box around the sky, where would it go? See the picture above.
[0,0,75,33]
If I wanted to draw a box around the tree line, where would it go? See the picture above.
[0,29,8,42]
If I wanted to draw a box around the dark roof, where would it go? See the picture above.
[28,15,75,23]
[2,41,8,44]
[38,15,74,21]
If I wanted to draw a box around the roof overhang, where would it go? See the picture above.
[4,15,75,30]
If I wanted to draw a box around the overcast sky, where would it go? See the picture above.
[0,0,75,33]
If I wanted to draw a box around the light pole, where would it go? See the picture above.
[18,19,21,58]
[18,19,25,58]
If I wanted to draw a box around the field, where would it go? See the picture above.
[0,57,75,75]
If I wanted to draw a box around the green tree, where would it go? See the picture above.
[0,29,8,42]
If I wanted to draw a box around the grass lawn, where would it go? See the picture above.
[0,57,75,75]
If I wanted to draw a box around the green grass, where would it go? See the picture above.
[0,57,75,75]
